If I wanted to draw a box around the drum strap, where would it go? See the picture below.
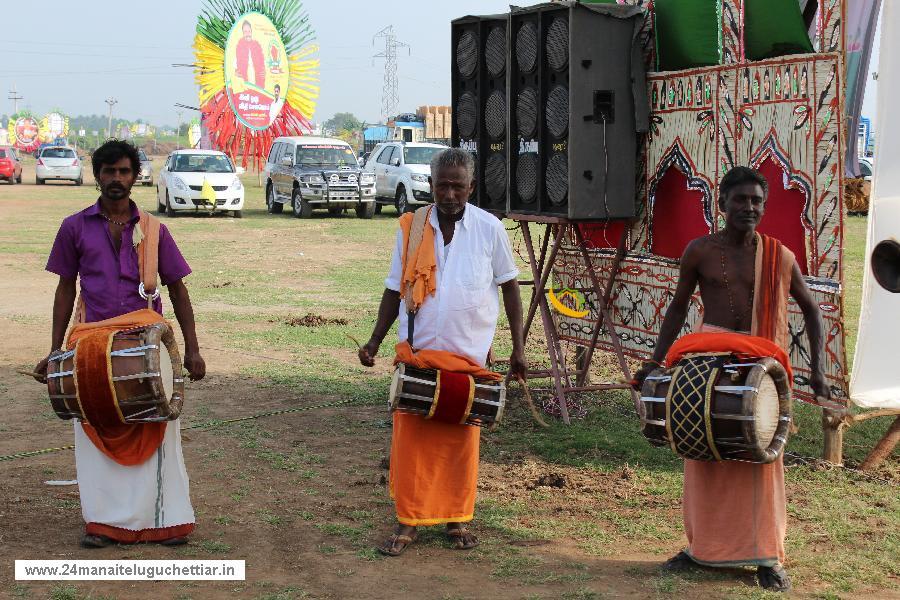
[70,210,161,330]
[403,206,432,350]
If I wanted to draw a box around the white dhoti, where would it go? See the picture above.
[74,419,195,542]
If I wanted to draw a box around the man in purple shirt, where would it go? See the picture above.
[35,139,205,548]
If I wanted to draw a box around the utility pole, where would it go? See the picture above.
[105,98,117,139]
[176,110,184,150]
[373,26,409,122]
[8,84,23,115]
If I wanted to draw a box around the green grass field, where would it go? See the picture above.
[1,158,896,599]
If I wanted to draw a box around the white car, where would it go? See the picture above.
[36,146,83,185]
[156,150,244,218]
[365,141,447,214]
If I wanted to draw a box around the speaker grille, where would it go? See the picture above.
[546,153,568,206]
[485,153,507,204]
[516,22,538,74]
[546,85,569,139]
[456,31,478,78]
[485,90,506,140]
[485,26,506,77]
[546,17,569,72]
[516,153,538,204]
[516,88,538,139]
[456,92,477,139]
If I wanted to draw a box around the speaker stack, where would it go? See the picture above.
[450,14,509,213]
[451,3,647,220]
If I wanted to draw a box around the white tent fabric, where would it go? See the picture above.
[849,1,900,409]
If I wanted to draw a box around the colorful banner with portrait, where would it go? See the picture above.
[224,12,290,130]
[10,116,40,152]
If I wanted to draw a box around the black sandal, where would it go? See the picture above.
[662,551,696,572]
[80,534,113,548]
[757,564,792,592]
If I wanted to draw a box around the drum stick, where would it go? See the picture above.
[345,334,362,350]
[16,369,43,379]
[516,375,549,428]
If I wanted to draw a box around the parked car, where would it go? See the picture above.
[35,146,83,185]
[0,146,23,184]
[263,136,376,219]
[858,157,874,182]
[365,141,447,215]
[156,149,244,217]
[137,148,153,186]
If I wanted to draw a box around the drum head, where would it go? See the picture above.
[754,373,779,449]
[388,364,404,410]
[159,343,174,401]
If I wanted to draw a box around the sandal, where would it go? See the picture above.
[446,527,479,550]
[662,551,696,572]
[377,532,417,557]
[80,534,113,549]
[757,564,792,593]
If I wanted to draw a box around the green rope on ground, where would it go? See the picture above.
[0,398,368,463]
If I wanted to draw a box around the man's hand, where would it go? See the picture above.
[33,354,51,384]
[183,350,206,381]
[631,361,660,391]
[810,370,831,402]
[508,350,528,381]
[359,339,380,367]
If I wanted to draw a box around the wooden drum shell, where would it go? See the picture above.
[639,355,792,464]
[389,364,506,428]
[46,322,184,423]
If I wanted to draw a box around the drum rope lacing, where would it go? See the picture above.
[0,397,369,463]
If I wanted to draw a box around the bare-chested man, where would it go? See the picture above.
[634,166,831,592]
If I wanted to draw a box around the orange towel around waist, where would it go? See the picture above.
[665,331,792,381]
[393,341,501,381]
[68,308,169,466]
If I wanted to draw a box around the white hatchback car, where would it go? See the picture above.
[156,150,245,217]
[36,146,83,185]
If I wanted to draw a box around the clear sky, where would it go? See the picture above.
[0,1,879,129]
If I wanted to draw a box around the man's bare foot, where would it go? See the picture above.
[446,522,478,550]
[80,534,113,548]
[757,564,791,592]
[377,524,417,557]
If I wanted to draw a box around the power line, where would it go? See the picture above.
[372,25,409,121]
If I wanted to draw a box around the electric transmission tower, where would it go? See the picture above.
[373,26,409,121]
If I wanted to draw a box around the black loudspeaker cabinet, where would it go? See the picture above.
[451,14,509,213]
[508,3,646,219]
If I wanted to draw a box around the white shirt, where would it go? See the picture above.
[384,205,519,366]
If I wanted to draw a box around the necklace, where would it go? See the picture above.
[100,212,129,227]
[718,232,756,330]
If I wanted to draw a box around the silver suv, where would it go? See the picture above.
[365,142,447,215]
[264,136,376,219]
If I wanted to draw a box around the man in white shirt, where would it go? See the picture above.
[359,148,526,556]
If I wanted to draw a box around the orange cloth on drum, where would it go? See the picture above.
[664,331,793,381]
[67,308,169,466]
[390,341,497,526]
[679,235,794,568]
[393,340,502,382]
[398,207,437,312]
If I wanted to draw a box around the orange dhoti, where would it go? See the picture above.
[389,412,480,526]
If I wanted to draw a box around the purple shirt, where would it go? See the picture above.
[46,200,191,323]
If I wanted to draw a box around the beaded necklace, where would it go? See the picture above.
[718,231,757,330]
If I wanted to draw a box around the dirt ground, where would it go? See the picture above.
[0,161,896,600]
